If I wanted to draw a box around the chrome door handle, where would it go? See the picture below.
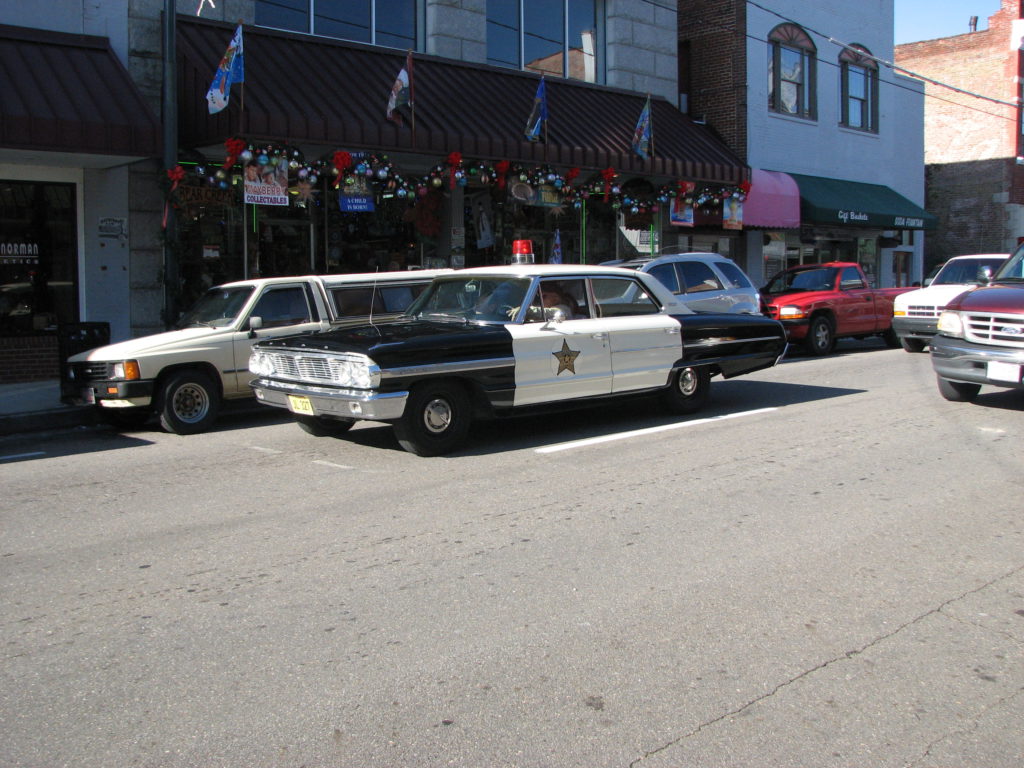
[592,332,608,340]
[665,327,680,334]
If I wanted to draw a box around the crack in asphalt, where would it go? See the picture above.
[628,562,1024,767]
[910,685,1024,768]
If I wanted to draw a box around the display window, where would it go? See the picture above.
[0,180,78,334]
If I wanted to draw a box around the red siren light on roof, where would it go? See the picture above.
[511,239,535,264]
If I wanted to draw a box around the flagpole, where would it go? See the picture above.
[408,50,416,147]
[238,20,245,135]
[648,94,655,160]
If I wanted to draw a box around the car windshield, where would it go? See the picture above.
[764,267,837,294]
[405,276,532,323]
[932,258,1006,285]
[993,246,1024,281]
[177,286,254,328]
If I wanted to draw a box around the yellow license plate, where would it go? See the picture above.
[287,395,315,415]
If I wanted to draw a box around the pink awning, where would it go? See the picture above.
[743,169,800,228]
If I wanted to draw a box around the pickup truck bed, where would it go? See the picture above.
[761,262,912,355]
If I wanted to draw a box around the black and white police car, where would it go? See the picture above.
[248,263,787,455]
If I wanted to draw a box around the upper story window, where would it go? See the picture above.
[255,0,416,50]
[487,0,600,83]
[840,45,879,132]
[768,23,816,119]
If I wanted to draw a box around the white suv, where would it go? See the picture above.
[605,252,761,314]
[892,254,1007,352]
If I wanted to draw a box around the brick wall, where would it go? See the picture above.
[0,337,59,383]
[679,0,747,160]
[895,0,1022,260]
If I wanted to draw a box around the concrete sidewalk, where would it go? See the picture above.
[0,379,98,436]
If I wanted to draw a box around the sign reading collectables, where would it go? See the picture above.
[243,160,289,206]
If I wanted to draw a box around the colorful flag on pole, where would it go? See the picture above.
[524,76,548,142]
[206,24,244,115]
[632,95,652,159]
[386,51,414,125]
[551,229,562,264]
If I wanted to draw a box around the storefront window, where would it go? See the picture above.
[0,180,78,334]
[487,0,600,82]
[255,0,416,49]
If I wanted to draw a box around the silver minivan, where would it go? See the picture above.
[604,252,762,314]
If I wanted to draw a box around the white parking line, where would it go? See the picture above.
[534,408,778,454]
[0,451,46,462]
[313,460,355,470]
[250,446,282,454]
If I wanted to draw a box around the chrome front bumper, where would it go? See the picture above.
[250,378,409,421]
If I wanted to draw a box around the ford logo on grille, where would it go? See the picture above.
[1001,326,1022,335]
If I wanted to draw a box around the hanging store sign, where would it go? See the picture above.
[338,195,375,212]
[243,160,289,206]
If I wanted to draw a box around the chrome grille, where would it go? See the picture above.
[266,351,333,383]
[962,312,1024,347]
[906,304,942,318]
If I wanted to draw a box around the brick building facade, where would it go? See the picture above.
[895,0,1024,266]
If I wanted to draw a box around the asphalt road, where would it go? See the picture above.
[2,340,1022,768]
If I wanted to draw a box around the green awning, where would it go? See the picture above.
[788,173,937,230]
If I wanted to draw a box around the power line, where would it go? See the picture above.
[680,2,1017,124]
[746,0,1020,111]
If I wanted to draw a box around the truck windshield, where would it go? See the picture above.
[177,286,255,328]
[933,258,1006,285]
[993,245,1024,281]
[406,277,532,323]
[764,267,837,294]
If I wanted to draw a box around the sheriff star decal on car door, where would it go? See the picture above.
[552,339,581,375]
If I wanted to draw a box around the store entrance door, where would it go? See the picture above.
[254,218,315,277]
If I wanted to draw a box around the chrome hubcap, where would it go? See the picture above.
[422,397,452,434]
[678,368,697,397]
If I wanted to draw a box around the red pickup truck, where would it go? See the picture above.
[761,262,913,355]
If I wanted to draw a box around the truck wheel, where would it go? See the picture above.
[936,376,981,403]
[393,381,471,456]
[804,316,835,356]
[157,370,220,434]
[900,337,927,353]
[882,328,901,348]
[662,365,710,414]
[100,407,152,430]
[296,414,355,437]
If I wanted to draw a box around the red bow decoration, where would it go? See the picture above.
[223,138,246,170]
[565,167,580,186]
[601,167,617,202]
[166,165,185,192]
[447,151,462,189]
[162,165,187,230]
[332,151,352,188]
[495,160,511,190]
[739,180,752,196]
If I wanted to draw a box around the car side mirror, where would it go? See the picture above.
[543,307,567,323]
[248,315,263,338]
[977,266,993,284]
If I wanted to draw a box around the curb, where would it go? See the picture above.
[0,408,99,437]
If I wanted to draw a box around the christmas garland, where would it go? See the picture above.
[166,137,751,217]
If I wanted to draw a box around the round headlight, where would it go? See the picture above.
[248,350,273,376]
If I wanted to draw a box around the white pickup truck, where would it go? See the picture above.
[62,269,449,434]
[892,254,1007,352]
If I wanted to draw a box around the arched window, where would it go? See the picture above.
[768,23,817,119]
[840,45,879,132]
